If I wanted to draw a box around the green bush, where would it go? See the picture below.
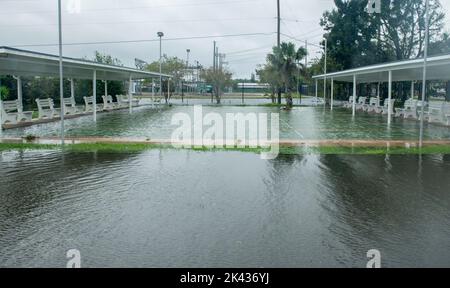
[0,86,9,100]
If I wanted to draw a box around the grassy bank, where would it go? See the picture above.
[2,142,450,155]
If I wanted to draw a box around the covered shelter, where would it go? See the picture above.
[313,54,450,124]
[0,46,171,134]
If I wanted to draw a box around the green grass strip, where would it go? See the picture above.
[2,142,450,155]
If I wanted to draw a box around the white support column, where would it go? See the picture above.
[315,79,318,104]
[330,78,334,111]
[0,78,3,132]
[128,75,133,113]
[388,70,392,125]
[152,79,155,97]
[70,79,75,99]
[352,74,357,116]
[13,76,23,113]
[411,81,414,99]
[167,79,170,103]
[377,82,380,98]
[93,70,97,122]
[104,80,108,98]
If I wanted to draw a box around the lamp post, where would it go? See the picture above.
[157,32,164,99]
[58,0,65,144]
[419,0,430,148]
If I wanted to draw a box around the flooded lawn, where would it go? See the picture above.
[0,149,449,268]
[2,105,450,141]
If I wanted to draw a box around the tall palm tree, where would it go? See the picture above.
[267,42,307,104]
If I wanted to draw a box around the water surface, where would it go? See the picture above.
[1,150,449,267]
[2,105,450,141]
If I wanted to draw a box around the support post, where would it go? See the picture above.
[377,82,380,98]
[324,38,327,108]
[104,80,108,98]
[13,76,23,113]
[0,78,3,132]
[70,79,75,99]
[331,78,334,111]
[152,79,155,98]
[58,0,64,144]
[420,0,430,148]
[129,75,133,113]
[388,70,392,125]
[93,70,97,122]
[411,81,414,99]
[352,75,356,116]
[167,79,170,103]
[315,79,318,105]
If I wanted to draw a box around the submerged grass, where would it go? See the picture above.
[2,142,450,155]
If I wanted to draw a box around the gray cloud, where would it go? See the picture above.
[0,0,449,78]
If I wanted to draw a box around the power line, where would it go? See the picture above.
[7,32,277,48]
[0,0,262,15]
[0,17,276,29]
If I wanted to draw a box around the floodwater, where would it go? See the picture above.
[0,149,450,268]
[2,104,450,141]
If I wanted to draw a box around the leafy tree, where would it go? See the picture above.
[145,56,186,90]
[265,42,307,104]
[200,67,232,104]
[429,32,450,55]
[256,64,280,103]
[320,0,446,71]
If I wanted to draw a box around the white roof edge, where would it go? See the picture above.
[0,46,172,79]
[312,54,450,79]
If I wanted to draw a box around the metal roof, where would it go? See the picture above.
[0,46,171,81]
[312,53,450,83]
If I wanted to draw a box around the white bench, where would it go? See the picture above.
[419,101,450,124]
[1,99,33,124]
[36,98,58,119]
[118,94,139,107]
[444,103,450,125]
[375,99,395,115]
[355,97,367,110]
[83,96,102,112]
[63,97,78,115]
[442,102,450,125]
[343,96,354,109]
[102,95,119,110]
[395,98,418,119]
[364,97,380,112]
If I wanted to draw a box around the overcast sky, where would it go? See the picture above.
[1,0,450,79]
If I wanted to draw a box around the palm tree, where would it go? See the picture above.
[267,42,307,104]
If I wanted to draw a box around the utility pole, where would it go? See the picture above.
[212,41,216,103]
[213,41,216,72]
[277,0,280,48]
[276,0,281,104]
[157,32,164,100]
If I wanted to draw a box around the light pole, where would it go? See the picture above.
[419,0,430,148]
[58,0,65,144]
[157,32,164,100]
[186,49,190,96]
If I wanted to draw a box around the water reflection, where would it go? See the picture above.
[2,106,450,141]
[0,150,449,267]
